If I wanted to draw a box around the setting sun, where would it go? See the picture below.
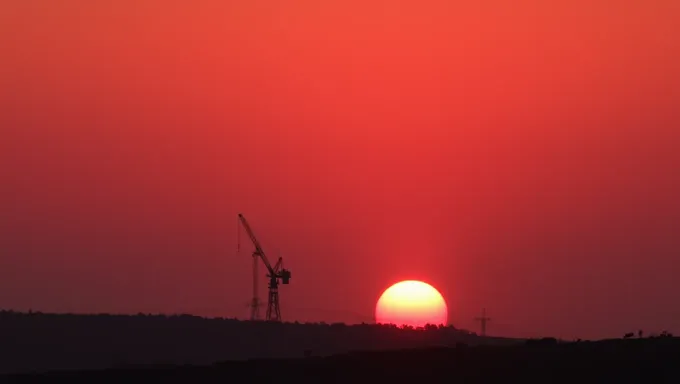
[375,280,448,328]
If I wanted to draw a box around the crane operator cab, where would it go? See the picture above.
[280,269,291,284]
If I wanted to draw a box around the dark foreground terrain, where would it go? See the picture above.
[0,310,515,374]
[6,337,680,383]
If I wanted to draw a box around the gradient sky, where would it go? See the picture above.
[1,0,679,340]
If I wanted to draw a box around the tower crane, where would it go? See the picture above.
[237,213,291,322]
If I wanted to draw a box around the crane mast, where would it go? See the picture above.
[237,213,291,322]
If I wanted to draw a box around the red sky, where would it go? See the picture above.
[1,0,679,340]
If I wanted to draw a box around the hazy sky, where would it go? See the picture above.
[1,0,679,340]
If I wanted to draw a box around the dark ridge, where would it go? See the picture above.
[0,310,518,374]
[6,337,680,382]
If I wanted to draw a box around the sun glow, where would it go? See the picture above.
[375,280,448,327]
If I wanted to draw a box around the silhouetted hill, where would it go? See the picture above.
[6,337,680,382]
[0,310,517,374]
